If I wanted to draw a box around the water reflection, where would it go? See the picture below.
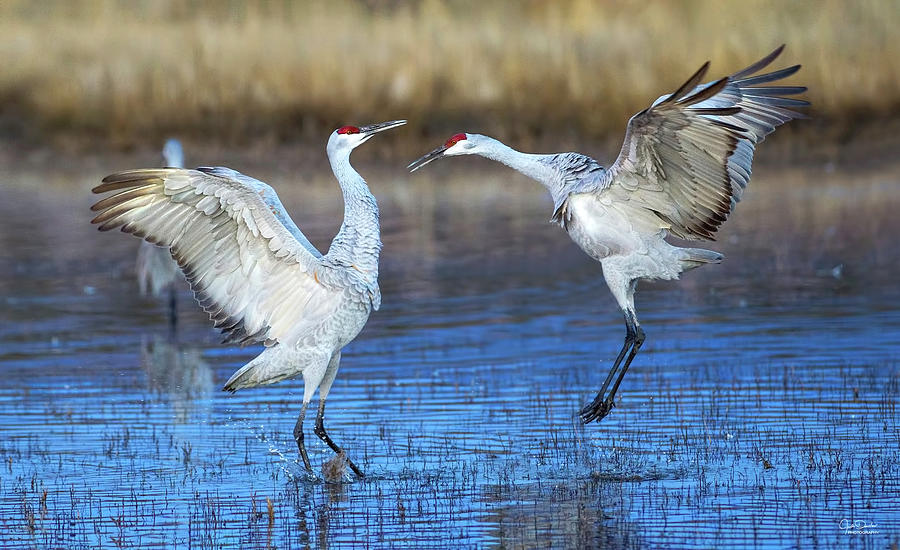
[479,479,638,548]
[140,334,213,422]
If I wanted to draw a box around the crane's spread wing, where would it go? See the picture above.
[91,167,353,348]
[593,45,808,240]
[195,166,324,259]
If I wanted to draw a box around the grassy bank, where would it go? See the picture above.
[2,0,898,151]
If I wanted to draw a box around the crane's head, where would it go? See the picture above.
[407,133,479,172]
[162,138,184,168]
[327,120,407,156]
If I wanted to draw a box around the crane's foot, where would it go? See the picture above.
[314,421,365,479]
[294,434,313,474]
[580,396,615,424]
[296,444,313,473]
[313,399,365,479]
[345,456,365,479]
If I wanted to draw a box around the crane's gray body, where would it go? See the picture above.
[136,139,185,301]
[563,188,714,310]
[474,148,723,313]
[222,149,382,402]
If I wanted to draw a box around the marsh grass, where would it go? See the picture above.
[2,0,898,150]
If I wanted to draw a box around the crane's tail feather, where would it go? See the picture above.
[223,348,292,392]
[679,248,723,271]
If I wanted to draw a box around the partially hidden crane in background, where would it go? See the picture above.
[92,120,406,478]
[136,138,185,331]
[409,46,807,423]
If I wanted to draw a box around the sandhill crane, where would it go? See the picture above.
[136,139,185,330]
[91,120,406,477]
[409,46,807,423]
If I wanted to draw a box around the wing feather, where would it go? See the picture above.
[597,46,808,240]
[91,168,357,347]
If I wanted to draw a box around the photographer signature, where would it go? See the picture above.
[840,519,879,534]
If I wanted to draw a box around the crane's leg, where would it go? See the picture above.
[606,311,644,406]
[580,311,637,422]
[581,273,644,423]
[313,352,364,478]
[293,401,313,472]
[167,286,178,337]
[314,399,364,479]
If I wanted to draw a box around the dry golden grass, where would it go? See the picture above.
[2,0,898,150]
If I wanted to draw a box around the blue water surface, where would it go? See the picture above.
[1,161,898,548]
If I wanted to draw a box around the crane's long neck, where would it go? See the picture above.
[475,138,568,202]
[477,136,567,210]
[326,152,381,279]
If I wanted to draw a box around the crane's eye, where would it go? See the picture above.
[337,126,360,135]
[444,133,467,148]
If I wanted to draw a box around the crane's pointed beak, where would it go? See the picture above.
[359,120,407,137]
[407,145,447,173]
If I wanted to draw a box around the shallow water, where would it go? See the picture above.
[1,158,899,548]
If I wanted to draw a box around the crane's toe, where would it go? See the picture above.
[580,397,615,424]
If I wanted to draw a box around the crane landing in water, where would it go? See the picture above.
[92,120,406,478]
[409,46,807,423]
